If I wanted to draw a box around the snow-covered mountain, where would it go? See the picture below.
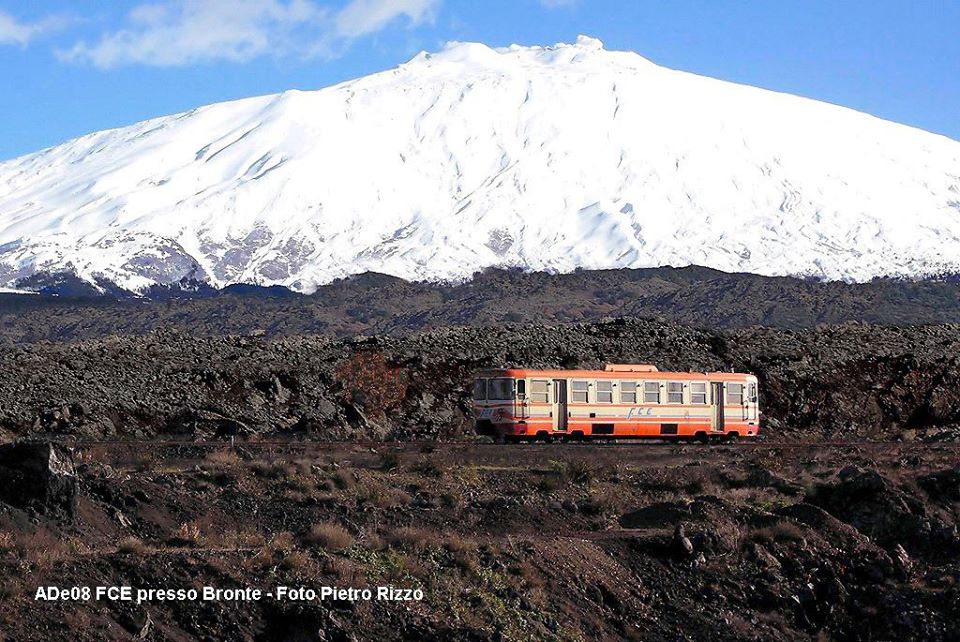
[1,35,959,293]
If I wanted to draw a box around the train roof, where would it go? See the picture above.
[476,365,755,381]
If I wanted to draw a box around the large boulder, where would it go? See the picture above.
[0,441,78,516]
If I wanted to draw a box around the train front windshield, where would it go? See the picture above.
[473,379,487,401]
[474,378,514,401]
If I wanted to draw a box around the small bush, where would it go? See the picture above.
[378,451,401,471]
[357,480,411,508]
[411,458,443,478]
[331,469,356,490]
[566,459,598,484]
[306,523,354,550]
[117,537,147,555]
[387,526,438,552]
[280,551,311,572]
[269,531,297,552]
[203,449,241,468]
[748,521,805,544]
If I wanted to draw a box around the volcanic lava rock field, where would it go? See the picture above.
[1,312,959,640]
[2,441,960,640]
[0,318,958,443]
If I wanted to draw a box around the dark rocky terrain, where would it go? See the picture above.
[2,440,960,641]
[1,318,958,444]
[3,266,960,342]
[2,269,960,640]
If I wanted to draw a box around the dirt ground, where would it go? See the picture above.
[2,439,960,641]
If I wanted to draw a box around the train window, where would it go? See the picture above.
[531,380,549,403]
[572,380,589,403]
[473,379,487,401]
[516,380,526,398]
[748,383,758,403]
[643,382,660,403]
[597,381,613,403]
[620,381,637,403]
[667,382,683,404]
[488,378,514,400]
[691,382,707,404]
[727,383,744,405]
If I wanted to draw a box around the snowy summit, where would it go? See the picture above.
[0,36,959,292]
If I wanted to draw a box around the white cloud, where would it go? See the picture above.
[60,0,441,68]
[334,0,437,38]
[0,10,67,46]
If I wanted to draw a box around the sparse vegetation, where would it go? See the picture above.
[305,523,354,550]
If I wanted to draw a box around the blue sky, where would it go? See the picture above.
[1,0,957,161]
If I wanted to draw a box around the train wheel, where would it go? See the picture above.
[694,431,709,444]
[726,432,740,443]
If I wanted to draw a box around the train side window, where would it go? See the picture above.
[643,382,660,403]
[620,381,637,403]
[488,378,514,400]
[530,380,549,403]
[748,383,758,403]
[597,381,613,403]
[572,380,589,403]
[667,382,683,404]
[727,383,744,405]
[691,382,707,404]
[516,380,526,399]
[473,379,487,401]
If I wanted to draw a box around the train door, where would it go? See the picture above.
[710,382,725,432]
[552,379,568,431]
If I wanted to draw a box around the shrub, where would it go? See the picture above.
[117,537,147,555]
[280,551,311,572]
[331,469,356,490]
[378,451,401,471]
[337,351,408,417]
[387,526,438,552]
[306,523,354,550]
[203,449,241,468]
[748,521,805,544]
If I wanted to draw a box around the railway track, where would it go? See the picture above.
[67,437,960,456]
[64,437,959,447]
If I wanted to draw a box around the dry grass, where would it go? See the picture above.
[331,469,356,490]
[386,526,438,552]
[322,556,364,583]
[117,537,147,554]
[747,521,806,544]
[280,550,311,572]
[13,529,67,567]
[269,531,297,552]
[242,546,274,571]
[410,458,443,478]
[203,449,241,468]
[173,521,204,546]
[0,531,14,554]
[306,523,354,550]
[357,479,412,508]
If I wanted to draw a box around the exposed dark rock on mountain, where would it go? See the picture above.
[2,266,960,343]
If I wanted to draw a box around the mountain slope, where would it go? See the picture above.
[1,35,959,292]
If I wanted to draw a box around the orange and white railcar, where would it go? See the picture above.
[473,364,759,442]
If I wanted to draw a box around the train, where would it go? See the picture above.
[473,364,759,442]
